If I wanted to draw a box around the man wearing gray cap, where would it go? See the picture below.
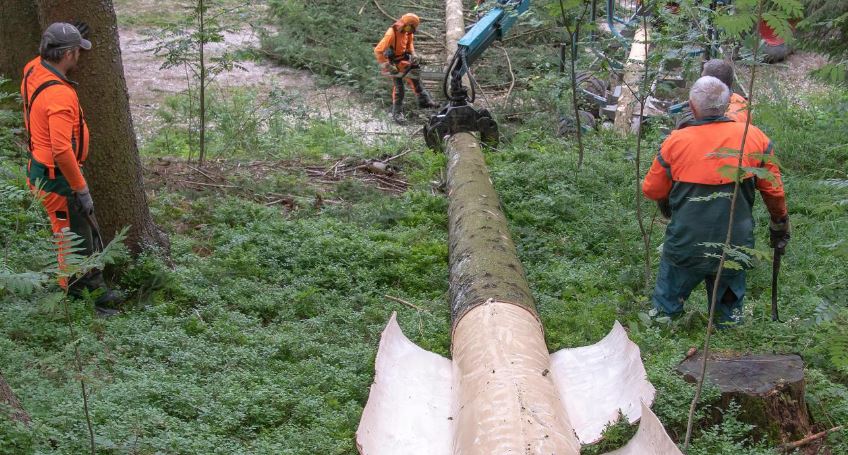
[22,22,123,315]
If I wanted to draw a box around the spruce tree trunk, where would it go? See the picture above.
[0,0,41,86]
[446,133,536,325]
[35,0,168,254]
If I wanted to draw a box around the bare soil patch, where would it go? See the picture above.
[738,51,833,106]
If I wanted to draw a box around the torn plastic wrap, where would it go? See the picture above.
[356,308,681,455]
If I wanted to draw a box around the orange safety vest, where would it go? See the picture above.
[21,56,89,195]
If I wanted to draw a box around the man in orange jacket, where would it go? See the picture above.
[374,13,438,123]
[22,22,122,314]
[642,76,790,325]
[701,59,749,124]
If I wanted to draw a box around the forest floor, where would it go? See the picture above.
[114,0,410,147]
[1,1,848,454]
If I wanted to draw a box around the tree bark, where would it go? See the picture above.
[0,371,31,426]
[446,133,536,325]
[35,0,168,254]
[0,0,42,87]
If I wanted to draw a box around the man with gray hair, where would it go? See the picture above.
[642,76,790,325]
[701,59,749,123]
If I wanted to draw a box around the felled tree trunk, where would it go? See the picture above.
[677,352,811,443]
[445,133,581,454]
[445,132,537,324]
[0,371,31,426]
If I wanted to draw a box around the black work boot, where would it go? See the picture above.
[93,290,125,317]
[417,90,438,109]
[69,271,125,317]
[391,100,406,124]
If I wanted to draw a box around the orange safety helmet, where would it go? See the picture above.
[394,13,420,33]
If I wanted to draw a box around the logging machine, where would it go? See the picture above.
[423,0,531,151]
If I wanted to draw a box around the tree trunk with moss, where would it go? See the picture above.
[446,133,537,325]
[35,0,168,254]
[0,0,41,86]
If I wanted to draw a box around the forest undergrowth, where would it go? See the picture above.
[2,0,848,453]
[2,83,847,452]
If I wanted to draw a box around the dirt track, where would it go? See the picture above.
[114,2,408,145]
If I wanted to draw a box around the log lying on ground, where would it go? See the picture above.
[0,371,30,426]
[446,133,536,324]
[613,25,649,135]
[677,352,812,442]
[356,135,677,455]
[357,2,678,453]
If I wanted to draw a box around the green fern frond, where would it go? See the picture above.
[715,12,757,40]
[0,262,47,296]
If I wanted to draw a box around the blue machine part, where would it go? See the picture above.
[457,0,530,66]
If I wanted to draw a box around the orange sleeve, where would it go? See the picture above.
[755,140,787,220]
[46,93,87,191]
[374,28,394,63]
[726,94,749,123]
[642,144,673,201]
[409,33,415,55]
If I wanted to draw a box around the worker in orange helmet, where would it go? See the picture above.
[701,59,749,124]
[374,13,438,123]
[21,22,123,315]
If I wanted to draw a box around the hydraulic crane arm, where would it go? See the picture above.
[425,0,531,151]
[446,0,531,100]
[459,1,530,69]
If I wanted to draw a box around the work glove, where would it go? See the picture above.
[769,216,791,253]
[71,21,91,39]
[657,199,672,219]
[74,186,94,216]
[380,62,399,75]
[410,54,422,65]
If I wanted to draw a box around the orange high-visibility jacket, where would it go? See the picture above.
[643,117,787,271]
[726,92,749,123]
[21,56,89,193]
[374,14,420,64]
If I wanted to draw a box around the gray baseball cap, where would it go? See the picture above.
[42,22,92,51]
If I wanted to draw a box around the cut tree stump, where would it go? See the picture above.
[677,352,811,444]
[0,371,31,426]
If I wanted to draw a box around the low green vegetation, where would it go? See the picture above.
[2,0,848,453]
[3,80,847,452]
